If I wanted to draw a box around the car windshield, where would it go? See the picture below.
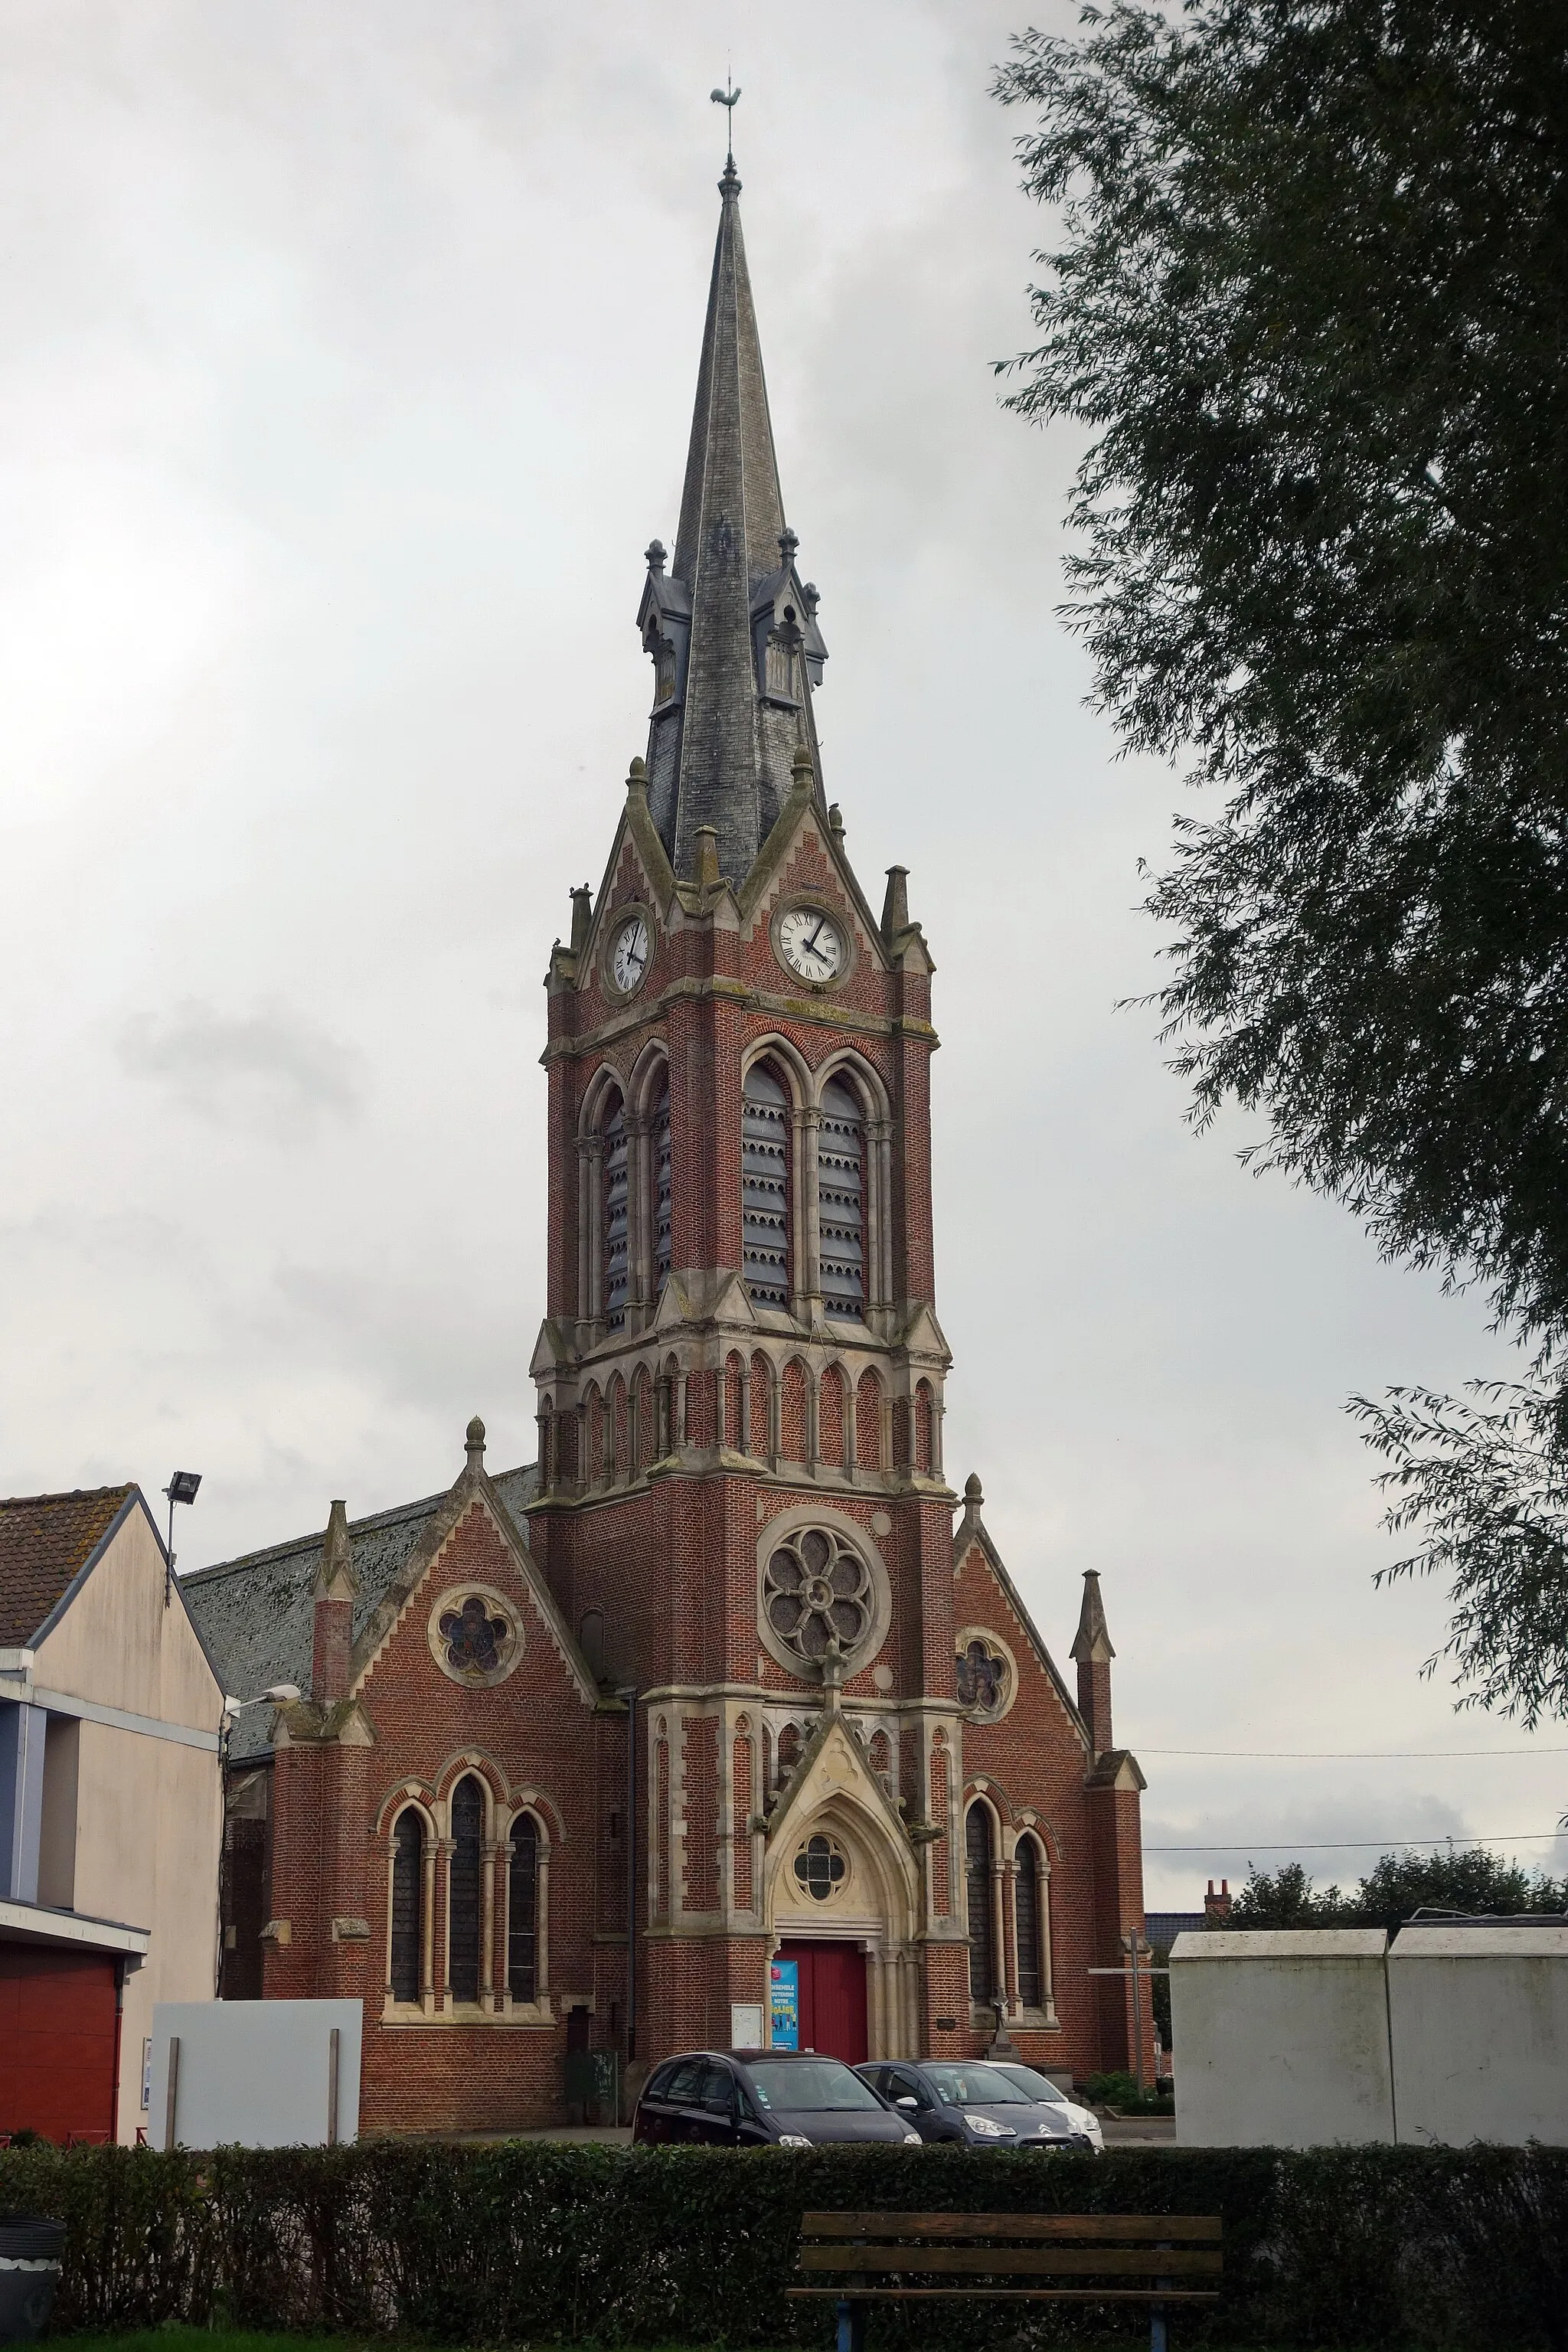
[996,2064,1069,2105]
[745,2060,887,2113]
[923,2063,1037,2106]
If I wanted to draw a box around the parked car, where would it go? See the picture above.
[855,2058,1099,2151]
[632,2050,925,2148]
[987,2060,1106,2152]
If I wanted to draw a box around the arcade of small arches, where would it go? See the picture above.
[379,1767,557,2023]
[539,1350,942,1494]
[573,1042,900,1340]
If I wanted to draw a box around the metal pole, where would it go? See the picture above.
[165,1493,175,1609]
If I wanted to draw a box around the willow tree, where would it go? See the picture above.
[995,0,1568,1721]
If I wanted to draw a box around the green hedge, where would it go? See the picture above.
[0,2141,1564,2350]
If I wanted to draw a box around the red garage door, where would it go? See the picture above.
[0,1946,119,2144]
[777,1940,867,2065]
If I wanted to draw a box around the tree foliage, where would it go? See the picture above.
[993,0,1568,1715]
[1229,1845,1568,1929]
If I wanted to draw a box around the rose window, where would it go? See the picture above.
[957,1638,1008,1713]
[794,1833,848,1903]
[763,1527,873,1664]
[440,1596,511,1676]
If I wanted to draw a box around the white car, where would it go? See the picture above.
[990,2061,1106,2151]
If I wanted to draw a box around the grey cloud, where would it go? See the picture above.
[117,999,361,1135]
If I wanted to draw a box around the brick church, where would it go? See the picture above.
[185,152,1153,2133]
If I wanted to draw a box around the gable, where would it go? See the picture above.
[954,1527,1089,1754]
[0,1485,137,1648]
[33,1500,222,1730]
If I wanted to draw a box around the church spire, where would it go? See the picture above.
[637,155,828,886]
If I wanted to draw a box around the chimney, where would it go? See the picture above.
[310,1500,359,1704]
[1204,1878,1232,1926]
[1070,1569,1116,1757]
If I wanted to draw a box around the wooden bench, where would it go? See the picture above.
[789,2210,1222,2352]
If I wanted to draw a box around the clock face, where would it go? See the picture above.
[611,913,651,995]
[778,906,845,985]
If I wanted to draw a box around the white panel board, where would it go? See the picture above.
[151,2000,361,2148]
[1170,1930,1393,2148]
[1389,1926,1568,2146]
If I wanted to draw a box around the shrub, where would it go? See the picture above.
[0,2139,1563,2349]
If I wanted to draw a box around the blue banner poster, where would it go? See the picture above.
[770,1959,799,2050]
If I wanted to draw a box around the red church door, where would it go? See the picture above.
[777,1940,867,2065]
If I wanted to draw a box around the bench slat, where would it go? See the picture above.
[787,2288,1222,2304]
[801,2213,1220,2243]
[797,2247,1222,2278]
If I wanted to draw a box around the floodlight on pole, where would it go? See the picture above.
[221,1684,301,1717]
[162,1470,202,1608]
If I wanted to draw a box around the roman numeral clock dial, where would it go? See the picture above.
[611,913,650,995]
[778,906,844,985]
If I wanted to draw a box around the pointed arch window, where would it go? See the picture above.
[448,1776,485,2003]
[652,1076,674,1295]
[742,1060,791,1310]
[508,1815,540,2004]
[1016,1838,1045,2011]
[603,1094,630,1328]
[818,1075,865,1319]
[966,1802,996,2004]
[390,1808,423,2005]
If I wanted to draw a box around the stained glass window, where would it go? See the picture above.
[966,1803,995,2003]
[957,1638,1007,1713]
[508,1815,538,2004]
[390,1808,423,2004]
[1016,1838,1044,2010]
[439,1596,510,1676]
[448,1776,484,2002]
[793,1832,848,1902]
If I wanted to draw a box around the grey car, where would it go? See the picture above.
[634,2050,923,2148]
[856,2058,1097,2151]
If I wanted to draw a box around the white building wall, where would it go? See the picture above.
[1170,1929,1395,2148]
[33,1504,225,2141]
[1389,1924,1568,2146]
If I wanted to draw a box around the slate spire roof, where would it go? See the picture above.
[639,155,829,887]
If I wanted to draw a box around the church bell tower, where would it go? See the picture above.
[528,146,975,2063]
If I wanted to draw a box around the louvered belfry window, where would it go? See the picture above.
[966,1802,996,2003]
[652,1079,674,1295]
[741,1061,791,1309]
[603,1095,630,1328]
[390,1808,423,2004]
[508,1815,539,2004]
[1016,1838,1044,2009]
[818,1075,866,1318]
[448,1776,484,2002]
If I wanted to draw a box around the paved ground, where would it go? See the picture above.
[1099,2115,1177,2145]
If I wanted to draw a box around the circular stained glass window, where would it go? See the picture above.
[440,1596,511,1676]
[956,1638,1008,1714]
[793,1833,848,1903]
[763,1527,873,1664]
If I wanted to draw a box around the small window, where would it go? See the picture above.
[508,1815,539,2004]
[793,1831,848,1903]
[1017,1839,1045,2010]
[449,1777,485,2003]
[741,1061,791,1309]
[604,1095,630,1328]
[665,2059,704,2104]
[701,2062,735,2114]
[818,1076,865,1319]
[390,1809,423,2004]
[966,1803,996,2004]
[652,1078,674,1295]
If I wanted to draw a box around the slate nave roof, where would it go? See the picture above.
[181,1464,538,1762]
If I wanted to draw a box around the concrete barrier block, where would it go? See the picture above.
[1389,1925,1568,2146]
[1170,1929,1394,2147]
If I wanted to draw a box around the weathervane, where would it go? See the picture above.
[710,73,740,166]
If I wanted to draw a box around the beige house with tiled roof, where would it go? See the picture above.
[0,1485,224,2142]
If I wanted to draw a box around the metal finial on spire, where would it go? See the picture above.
[710,74,740,170]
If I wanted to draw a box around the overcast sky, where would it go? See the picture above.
[1,0,1561,1906]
